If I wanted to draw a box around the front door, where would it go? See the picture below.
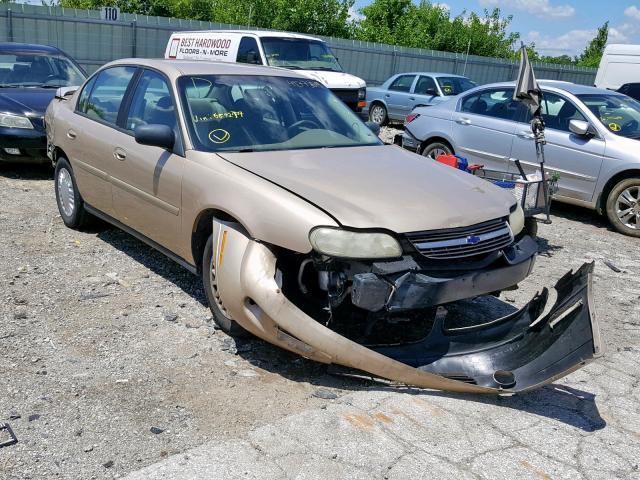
[110,69,185,252]
[510,91,605,202]
[385,74,417,120]
[453,88,526,171]
[411,75,440,109]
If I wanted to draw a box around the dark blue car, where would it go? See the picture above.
[0,43,86,164]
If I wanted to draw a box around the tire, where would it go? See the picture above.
[54,157,91,229]
[421,141,453,160]
[605,177,640,238]
[369,103,388,126]
[201,234,249,336]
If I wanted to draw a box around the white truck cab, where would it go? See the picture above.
[164,30,367,112]
[595,44,640,90]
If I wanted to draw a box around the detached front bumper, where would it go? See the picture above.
[0,127,48,164]
[215,223,602,394]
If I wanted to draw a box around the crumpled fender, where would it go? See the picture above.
[213,220,602,394]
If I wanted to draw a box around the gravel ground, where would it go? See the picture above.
[1,140,639,479]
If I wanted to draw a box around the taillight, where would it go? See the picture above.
[405,113,420,124]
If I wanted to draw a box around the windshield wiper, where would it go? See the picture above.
[277,65,303,70]
[311,67,339,72]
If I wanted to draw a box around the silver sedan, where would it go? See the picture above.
[402,80,640,237]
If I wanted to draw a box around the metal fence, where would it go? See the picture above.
[0,3,597,86]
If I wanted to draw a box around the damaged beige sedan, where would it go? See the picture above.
[46,59,602,394]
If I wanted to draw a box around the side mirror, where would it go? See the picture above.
[569,119,591,136]
[55,86,78,100]
[365,121,381,136]
[134,124,175,150]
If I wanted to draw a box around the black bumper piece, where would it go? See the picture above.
[373,262,602,393]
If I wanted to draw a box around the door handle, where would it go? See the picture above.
[517,131,535,140]
[67,129,77,139]
[113,148,127,161]
[455,117,471,125]
[385,94,390,97]
[409,97,415,100]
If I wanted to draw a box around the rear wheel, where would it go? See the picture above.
[201,234,249,336]
[605,178,640,237]
[421,141,453,160]
[369,103,388,126]
[54,157,91,229]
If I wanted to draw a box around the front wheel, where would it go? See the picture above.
[605,178,640,237]
[421,141,453,160]
[369,103,388,126]
[201,234,249,336]
[54,157,91,229]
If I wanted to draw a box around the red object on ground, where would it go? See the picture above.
[467,164,484,172]
[435,154,459,168]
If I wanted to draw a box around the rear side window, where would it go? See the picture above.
[125,69,176,132]
[388,75,416,92]
[236,37,262,64]
[83,66,136,125]
[461,88,525,121]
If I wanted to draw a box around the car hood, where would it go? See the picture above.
[295,70,366,89]
[218,145,515,233]
[0,88,56,117]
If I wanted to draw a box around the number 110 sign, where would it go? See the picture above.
[101,6,120,21]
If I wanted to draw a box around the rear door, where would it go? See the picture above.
[452,88,525,170]
[110,68,185,252]
[410,75,440,110]
[510,91,605,202]
[385,74,417,120]
[69,65,137,216]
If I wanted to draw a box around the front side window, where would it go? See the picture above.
[577,93,640,139]
[236,37,262,65]
[125,70,176,131]
[178,75,381,153]
[83,66,136,125]
[536,92,586,132]
[461,88,525,121]
[261,38,342,72]
[414,76,437,95]
[0,51,86,88]
[76,75,97,113]
[437,76,476,96]
[388,75,416,92]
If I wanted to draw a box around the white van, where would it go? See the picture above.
[164,30,367,112]
[594,44,640,90]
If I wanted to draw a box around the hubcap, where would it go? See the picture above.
[371,106,385,124]
[209,256,232,319]
[615,185,640,230]
[427,147,447,160]
[57,168,75,218]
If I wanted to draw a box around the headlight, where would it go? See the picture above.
[509,203,525,235]
[309,227,402,259]
[358,88,366,100]
[0,113,34,129]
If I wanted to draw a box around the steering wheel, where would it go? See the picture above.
[43,75,66,85]
[287,119,321,135]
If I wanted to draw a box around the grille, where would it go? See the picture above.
[406,218,513,260]
[331,88,359,102]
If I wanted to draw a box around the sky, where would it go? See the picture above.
[352,0,640,57]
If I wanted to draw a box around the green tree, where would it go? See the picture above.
[577,21,608,68]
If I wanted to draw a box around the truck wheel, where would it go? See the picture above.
[421,141,452,160]
[369,103,388,126]
[605,178,640,237]
[201,234,249,336]
[54,157,91,229]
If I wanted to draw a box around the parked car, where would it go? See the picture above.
[617,83,640,102]
[164,30,367,112]
[363,72,475,125]
[46,58,600,394]
[402,80,640,237]
[0,42,86,164]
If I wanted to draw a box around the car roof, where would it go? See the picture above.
[175,30,322,42]
[391,72,469,78]
[471,80,622,96]
[0,42,62,54]
[106,58,310,80]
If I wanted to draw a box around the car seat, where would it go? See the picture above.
[556,101,579,131]
[147,96,177,129]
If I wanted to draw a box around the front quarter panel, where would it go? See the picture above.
[180,150,340,262]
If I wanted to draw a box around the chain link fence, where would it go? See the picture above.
[0,3,597,85]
